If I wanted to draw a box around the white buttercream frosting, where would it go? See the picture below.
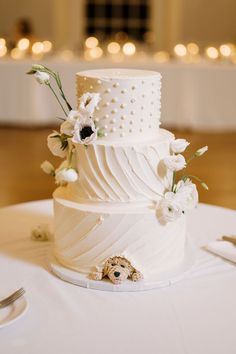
[76,68,161,142]
[52,68,187,281]
[53,198,186,278]
[56,129,174,204]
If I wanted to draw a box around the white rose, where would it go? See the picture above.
[175,179,198,210]
[40,160,55,175]
[170,139,190,154]
[34,71,50,84]
[163,154,186,171]
[156,193,183,223]
[47,133,67,158]
[55,168,78,185]
[79,92,101,115]
[195,146,208,156]
[72,118,97,145]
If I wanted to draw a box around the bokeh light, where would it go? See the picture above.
[107,42,120,54]
[205,46,219,59]
[122,42,136,56]
[174,44,187,57]
[85,37,98,49]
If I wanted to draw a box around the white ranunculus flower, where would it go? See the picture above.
[34,71,50,84]
[156,193,183,223]
[195,146,208,156]
[72,117,97,145]
[170,139,190,154]
[79,92,101,115]
[163,154,186,171]
[55,168,78,185]
[40,160,55,175]
[175,179,198,210]
[47,133,67,158]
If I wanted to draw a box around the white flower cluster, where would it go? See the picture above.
[157,178,198,223]
[47,92,101,158]
[156,139,208,223]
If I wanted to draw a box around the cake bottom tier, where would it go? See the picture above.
[53,197,186,279]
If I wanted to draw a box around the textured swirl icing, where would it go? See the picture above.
[53,197,186,278]
[57,129,174,204]
[76,68,161,142]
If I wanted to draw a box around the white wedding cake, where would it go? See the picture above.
[29,65,207,287]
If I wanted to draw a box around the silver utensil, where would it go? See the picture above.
[0,288,25,309]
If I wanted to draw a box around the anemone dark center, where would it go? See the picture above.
[80,126,93,140]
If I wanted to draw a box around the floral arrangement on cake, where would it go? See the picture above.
[156,141,208,224]
[27,64,104,185]
[27,64,208,225]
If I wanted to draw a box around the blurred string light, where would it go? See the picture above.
[17,38,30,51]
[84,46,103,60]
[122,42,136,56]
[205,46,219,59]
[107,42,120,54]
[174,44,187,57]
[0,38,6,46]
[187,42,199,55]
[42,40,52,53]
[10,48,23,59]
[219,45,231,57]
[32,42,44,54]
[85,36,98,49]
[0,45,7,57]
[0,38,7,57]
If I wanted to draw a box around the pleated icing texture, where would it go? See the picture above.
[61,129,174,204]
[53,198,186,278]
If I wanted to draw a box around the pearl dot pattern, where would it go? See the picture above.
[76,69,161,141]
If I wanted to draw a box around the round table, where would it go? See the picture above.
[0,200,236,354]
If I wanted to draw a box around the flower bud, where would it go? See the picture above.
[195,146,208,157]
[40,160,55,175]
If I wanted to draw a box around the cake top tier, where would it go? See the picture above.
[76,68,162,142]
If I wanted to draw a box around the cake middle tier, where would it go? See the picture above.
[58,129,174,204]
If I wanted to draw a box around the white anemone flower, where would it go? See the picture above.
[72,117,97,145]
[47,133,67,158]
[79,92,101,115]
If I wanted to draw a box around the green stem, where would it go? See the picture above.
[48,83,67,116]
[67,146,74,168]
[41,67,72,112]
[187,154,197,164]
[181,174,208,190]
[171,171,176,192]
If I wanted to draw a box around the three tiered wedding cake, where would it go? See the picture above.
[28,65,208,288]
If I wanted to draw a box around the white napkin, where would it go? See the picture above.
[206,240,236,263]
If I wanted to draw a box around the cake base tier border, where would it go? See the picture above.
[48,241,196,292]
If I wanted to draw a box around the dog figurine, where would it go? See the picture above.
[90,256,143,284]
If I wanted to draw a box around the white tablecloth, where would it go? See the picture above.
[0,200,236,354]
[1,58,236,131]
